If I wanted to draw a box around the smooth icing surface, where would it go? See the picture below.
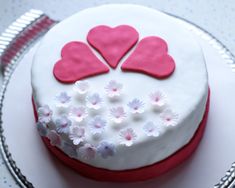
[53,41,109,83]
[87,25,139,68]
[121,36,175,78]
[31,4,208,170]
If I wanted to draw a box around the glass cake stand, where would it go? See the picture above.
[0,10,235,188]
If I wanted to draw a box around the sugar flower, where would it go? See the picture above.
[47,130,61,146]
[143,122,163,137]
[36,122,47,137]
[97,141,116,159]
[160,109,179,127]
[119,128,137,146]
[109,106,126,123]
[73,81,89,95]
[88,116,107,135]
[55,92,71,107]
[78,143,96,160]
[55,116,72,134]
[69,126,85,145]
[105,80,123,97]
[149,91,167,109]
[69,106,88,122]
[127,98,145,114]
[86,93,103,110]
[63,142,77,158]
[37,105,52,124]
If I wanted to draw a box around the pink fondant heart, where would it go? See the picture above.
[53,42,109,83]
[87,25,139,69]
[121,36,175,78]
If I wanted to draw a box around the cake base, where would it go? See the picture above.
[32,91,210,182]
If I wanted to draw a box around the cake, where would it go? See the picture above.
[31,4,209,182]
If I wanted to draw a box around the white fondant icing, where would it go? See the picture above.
[31,4,208,170]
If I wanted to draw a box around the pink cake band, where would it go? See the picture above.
[32,90,210,182]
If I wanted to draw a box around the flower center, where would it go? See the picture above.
[125,134,132,141]
[115,114,121,118]
[45,112,50,116]
[87,147,93,153]
[61,123,67,128]
[112,88,117,92]
[95,123,101,128]
[166,117,171,121]
[104,146,109,150]
[87,147,94,154]
[61,98,68,103]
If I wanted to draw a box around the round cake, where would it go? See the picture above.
[31,4,209,182]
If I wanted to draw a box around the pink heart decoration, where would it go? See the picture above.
[87,25,139,69]
[53,42,109,83]
[121,36,175,78]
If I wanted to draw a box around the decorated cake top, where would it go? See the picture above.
[53,25,175,83]
[32,4,208,170]
[38,23,178,159]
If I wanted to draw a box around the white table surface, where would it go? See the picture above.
[0,1,235,187]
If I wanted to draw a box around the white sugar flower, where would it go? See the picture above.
[37,105,52,124]
[105,80,123,97]
[69,106,88,122]
[149,91,167,109]
[160,109,179,127]
[88,116,107,135]
[55,116,72,134]
[86,93,103,110]
[55,92,71,107]
[73,81,89,95]
[69,126,85,145]
[36,122,48,137]
[78,143,96,160]
[110,106,126,123]
[63,142,77,158]
[97,141,116,159]
[119,128,137,147]
[47,130,61,146]
[143,122,164,137]
[127,99,145,114]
